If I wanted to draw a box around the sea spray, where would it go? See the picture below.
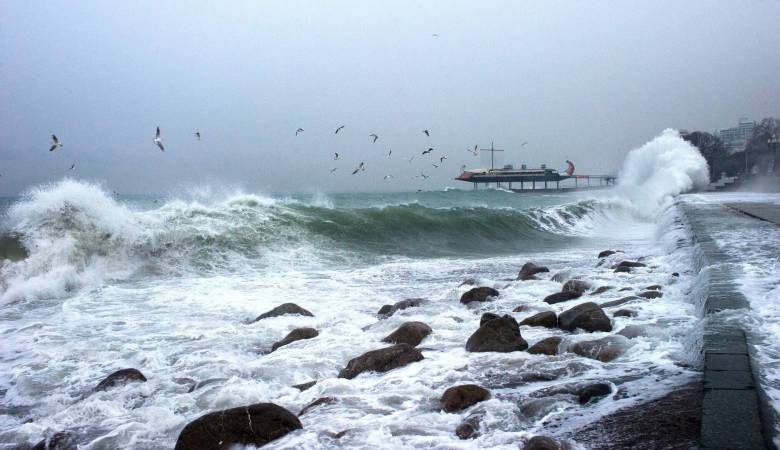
[616,128,710,215]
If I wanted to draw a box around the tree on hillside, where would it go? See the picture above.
[681,131,727,181]
[744,117,780,174]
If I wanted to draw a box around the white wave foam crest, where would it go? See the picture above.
[1,179,147,304]
[615,128,709,214]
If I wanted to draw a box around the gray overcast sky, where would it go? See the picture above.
[1,0,779,195]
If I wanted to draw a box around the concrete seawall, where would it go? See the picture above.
[680,201,768,449]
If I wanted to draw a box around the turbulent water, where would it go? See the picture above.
[1,130,713,449]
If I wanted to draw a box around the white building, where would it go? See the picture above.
[719,118,755,153]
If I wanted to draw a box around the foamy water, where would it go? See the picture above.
[0,130,714,448]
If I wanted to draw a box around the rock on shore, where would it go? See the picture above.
[377,298,425,317]
[466,315,528,352]
[440,384,491,412]
[520,311,558,328]
[558,302,612,332]
[174,403,302,450]
[518,262,550,280]
[382,321,432,347]
[253,303,313,322]
[460,287,499,304]
[338,344,423,379]
[271,327,319,352]
[94,368,147,391]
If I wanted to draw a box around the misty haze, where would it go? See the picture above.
[1,2,780,449]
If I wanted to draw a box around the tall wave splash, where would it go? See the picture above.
[0,180,606,305]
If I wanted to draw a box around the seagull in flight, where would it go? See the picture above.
[386,148,392,158]
[407,155,415,163]
[469,145,479,156]
[194,132,201,140]
[69,163,75,170]
[460,164,467,172]
[420,172,429,179]
[422,129,430,136]
[330,168,338,174]
[334,152,341,160]
[154,127,164,151]
[521,141,528,146]
[431,163,440,168]
[49,134,62,152]
[369,133,379,143]
[335,125,345,134]
[352,162,365,175]
[422,147,434,155]
[383,174,394,179]
[296,128,304,136]
[439,155,447,163]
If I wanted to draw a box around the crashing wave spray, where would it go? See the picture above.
[615,128,709,214]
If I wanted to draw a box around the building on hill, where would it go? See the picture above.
[719,118,755,154]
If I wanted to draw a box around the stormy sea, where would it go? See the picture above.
[0,130,743,448]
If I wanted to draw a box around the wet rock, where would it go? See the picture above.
[480,312,501,326]
[543,291,581,304]
[613,260,646,273]
[600,296,640,308]
[591,286,613,295]
[527,336,562,355]
[578,382,612,404]
[293,381,316,391]
[638,290,663,299]
[672,272,680,277]
[32,431,77,450]
[513,304,531,312]
[460,286,499,304]
[558,302,612,332]
[377,298,425,317]
[94,368,147,391]
[524,435,570,450]
[618,287,633,291]
[570,336,629,362]
[271,327,318,352]
[338,344,423,379]
[455,413,483,439]
[382,321,432,347]
[440,384,491,412]
[466,315,528,352]
[613,309,637,318]
[518,262,550,280]
[645,285,662,291]
[299,397,336,415]
[254,303,313,322]
[614,265,632,273]
[562,279,591,295]
[617,325,649,339]
[174,403,302,450]
[598,250,619,258]
[519,311,557,328]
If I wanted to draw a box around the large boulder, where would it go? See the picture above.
[543,291,581,304]
[174,403,302,450]
[95,368,147,391]
[253,303,313,322]
[527,337,562,355]
[440,384,491,412]
[377,298,425,317]
[524,436,570,450]
[638,290,663,299]
[338,344,423,379]
[460,287,499,304]
[480,312,501,326]
[519,311,557,328]
[613,260,646,273]
[466,315,528,352]
[562,280,591,295]
[570,336,628,362]
[578,383,611,404]
[271,328,318,352]
[558,302,612,332]
[382,321,432,347]
[613,309,637,318]
[518,262,550,281]
[597,250,618,258]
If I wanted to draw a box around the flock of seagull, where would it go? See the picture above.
[40,125,529,183]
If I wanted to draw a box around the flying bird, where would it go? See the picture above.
[153,127,164,151]
[439,155,447,163]
[69,164,75,170]
[49,134,62,152]
[335,125,345,134]
[369,133,379,143]
[383,174,394,179]
[386,148,392,158]
[352,162,365,175]
[422,129,430,136]
[407,155,415,163]
[295,128,304,136]
[422,147,434,155]
[334,152,341,160]
[420,172,429,179]
[330,168,338,174]
[521,141,528,146]
[469,145,479,156]
[431,163,439,168]
[460,164,467,172]
[194,132,201,140]
[432,33,439,37]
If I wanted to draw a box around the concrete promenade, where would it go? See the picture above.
[725,203,780,226]
[681,201,768,449]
